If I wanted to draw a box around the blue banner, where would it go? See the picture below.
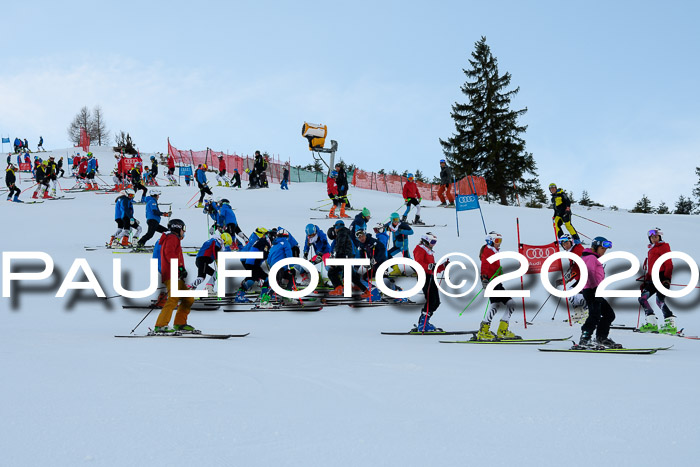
[1,137,9,143]
[456,193,480,211]
[178,166,193,176]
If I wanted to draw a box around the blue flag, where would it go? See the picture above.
[178,166,193,176]
[456,193,480,211]
[1,137,9,144]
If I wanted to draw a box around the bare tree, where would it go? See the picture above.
[92,105,110,145]
[67,106,92,145]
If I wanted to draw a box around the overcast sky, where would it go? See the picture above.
[1,0,698,209]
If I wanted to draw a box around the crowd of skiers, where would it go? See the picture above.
[11,136,43,153]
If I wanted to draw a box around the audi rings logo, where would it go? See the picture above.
[457,195,476,204]
[524,247,557,260]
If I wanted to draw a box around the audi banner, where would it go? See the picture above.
[518,242,562,274]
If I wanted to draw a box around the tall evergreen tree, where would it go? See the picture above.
[674,195,694,214]
[580,190,592,207]
[693,167,700,203]
[631,194,654,213]
[440,36,539,205]
[656,201,670,214]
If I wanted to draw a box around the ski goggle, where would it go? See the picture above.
[598,240,612,249]
[648,229,663,237]
[493,237,502,245]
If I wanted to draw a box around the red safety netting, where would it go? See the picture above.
[168,139,288,183]
[350,170,488,201]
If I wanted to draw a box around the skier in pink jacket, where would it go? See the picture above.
[577,236,623,349]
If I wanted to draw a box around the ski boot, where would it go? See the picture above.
[447,202,455,208]
[412,313,440,333]
[413,215,425,225]
[437,202,447,207]
[476,321,496,341]
[217,181,222,186]
[234,290,251,303]
[196,202,204,208]
[151,326,177,335]
[328,285,344,296]
[574,331,598,349]
[205,283,216,297]
[387,264,403,277]
[659,316,678,335]
[106,236,115,248]
[120,236,130,248]
[361,288,381,302]
[401,215,408,223]
[596,336,623,349]
[638,314,659,333]
[496,320,521,340]
[12,195,23,203]
[32,191,39,199]
[174,324,200,334]
[339,203,351,218]
[328,205,338,219]
[42,190,52,199]
[259,292,273,308]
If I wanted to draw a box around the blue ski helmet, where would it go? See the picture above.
[390,212,400,221]
[305,224,317,236]
[334,220,345,229]
[591,236,612,250]
[330,170,338,178]
[407,173,414,180]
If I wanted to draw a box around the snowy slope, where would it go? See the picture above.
[3,147,700,466]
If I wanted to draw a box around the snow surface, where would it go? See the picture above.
[3,146,700,466]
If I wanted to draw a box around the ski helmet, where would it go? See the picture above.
[150,189,161,197]
[407,173,414,181]
[255,227,268,237]
[234,168,239,172]
[220,233,233,246]
[150,156,156,161]
[439,159,446,164]
[591,236,612,250]
[267,228,278,239]
[305,224,317,236]
[218,198,230,205]
[125,188,135,197]
[119,190,127,197]
[361,207,371,218]
[373,223,386,234]
[647,227,663,242]
[277,228,289,237]
[330,170,338,178]
[87,152,93,158]
[548,183,557,190]
[390,212,400,222]
[485,231,502,247]
[245,168,250,174]
[202,163,208,170]
[48,155,54,159]
[168,218,186,236]
[334,220,345,229]
[421,232,437,248]
[558,234,573,245]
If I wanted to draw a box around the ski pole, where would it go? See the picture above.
[572,213,611,229]
[130,302,160,334]
[458,267,502,316]
[551,297,561,320]
[529,294,553,323]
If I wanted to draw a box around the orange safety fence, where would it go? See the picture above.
[351,169,488,200]
[168,139,288,183]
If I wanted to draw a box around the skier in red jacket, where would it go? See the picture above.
[477,231,520,341]
[401,173,424,225]
[638,227,677,334]
[154,219,196,334]
[412,232,447,332]
[327,170,343,218]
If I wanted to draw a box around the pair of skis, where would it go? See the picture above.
[115,332,249,339]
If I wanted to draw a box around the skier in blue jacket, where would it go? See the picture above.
[136,189,171,248]
[109,189,141,247]
[195,164,212,207]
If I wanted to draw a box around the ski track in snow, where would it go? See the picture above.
[2,147,700,466]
